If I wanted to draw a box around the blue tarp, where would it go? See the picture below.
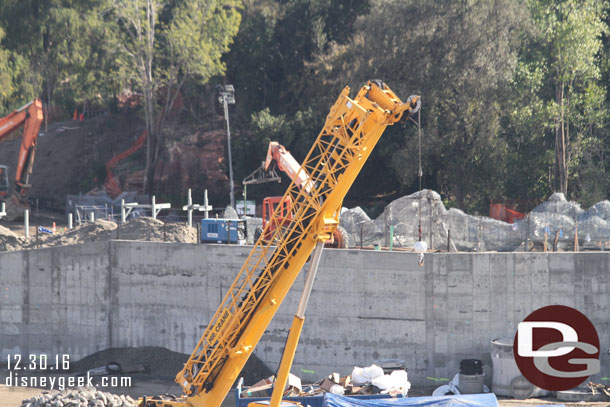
[324,393,499,407]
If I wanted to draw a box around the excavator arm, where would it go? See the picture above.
[0,99,44,197]
[140,81,420,407]
[264,142,313,194]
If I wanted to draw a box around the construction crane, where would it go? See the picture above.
[139,81,420,407]
[0,99,44,220]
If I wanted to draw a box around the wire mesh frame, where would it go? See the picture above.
[177,83,414,396]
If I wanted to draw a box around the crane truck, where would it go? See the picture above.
[0,99,44,220]
[139,81,420,407]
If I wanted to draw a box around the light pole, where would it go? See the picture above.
[217,84,236,209]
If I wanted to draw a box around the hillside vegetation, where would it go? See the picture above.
[0,0,608,213]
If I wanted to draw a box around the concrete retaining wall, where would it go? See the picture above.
[1,242,608,386]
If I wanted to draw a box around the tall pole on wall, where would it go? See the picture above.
[224,96,235,209]
[217,84,236,209]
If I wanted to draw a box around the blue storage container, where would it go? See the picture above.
[235,378,398,407]
[201,219,246,243]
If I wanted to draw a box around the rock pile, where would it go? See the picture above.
[21,388,136,407]
[341,190,610,251]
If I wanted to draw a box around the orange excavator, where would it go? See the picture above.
[243,141,350,247]
[0,99,44,220]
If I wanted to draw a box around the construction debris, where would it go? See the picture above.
[21,388,136,407]
[588,381,610,399]
[241,364,410,399]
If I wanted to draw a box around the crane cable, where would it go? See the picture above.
[417,107,422,242]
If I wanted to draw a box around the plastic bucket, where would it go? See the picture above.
[490,338,548,398]
[459,374,484,394]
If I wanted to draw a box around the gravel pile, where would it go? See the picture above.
[70,346,272,385]
[21,388,136,407]
[70,346,186,378]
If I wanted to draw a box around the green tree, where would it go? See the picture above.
[108,0,242,194]
[315,0,527,210]
[0,1,114,114]
[526,0,608,196]
[0,28,15,110]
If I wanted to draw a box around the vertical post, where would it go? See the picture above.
[197,222,201,244]
[121,199,126,224]
[384,210,388,247]
[574,224,579,252]
[187,188,193,227]
[226,220,230,244]
[389,224,394,251]
[429,197,433,250]
[525,214,530,252]
[204,189,210,219]
[544,226,548,252]
[24,209,29,239]
[447,229,451,252]
[152,195,157,220]
[89,212,95,222]
[224,97,235,209]
[243,185,247,218]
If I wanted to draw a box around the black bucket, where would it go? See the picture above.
[459,359,483,375]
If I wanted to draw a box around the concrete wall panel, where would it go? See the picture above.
[1,242,609,387]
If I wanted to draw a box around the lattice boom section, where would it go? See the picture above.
[176,81,417,397]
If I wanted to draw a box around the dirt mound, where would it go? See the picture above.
[70,346,272,384]
[70,346,187,378]
[0,224,25,251]
[114,217,197,243]
[0,217,197,252]
[25,219,118,249]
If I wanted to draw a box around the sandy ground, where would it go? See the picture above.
[0,385,44,407]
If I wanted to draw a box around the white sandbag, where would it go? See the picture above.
[351,364,384,385]
[330,385,345,395]
[372,369,411,396]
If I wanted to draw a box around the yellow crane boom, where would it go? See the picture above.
[139,81,420,407]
